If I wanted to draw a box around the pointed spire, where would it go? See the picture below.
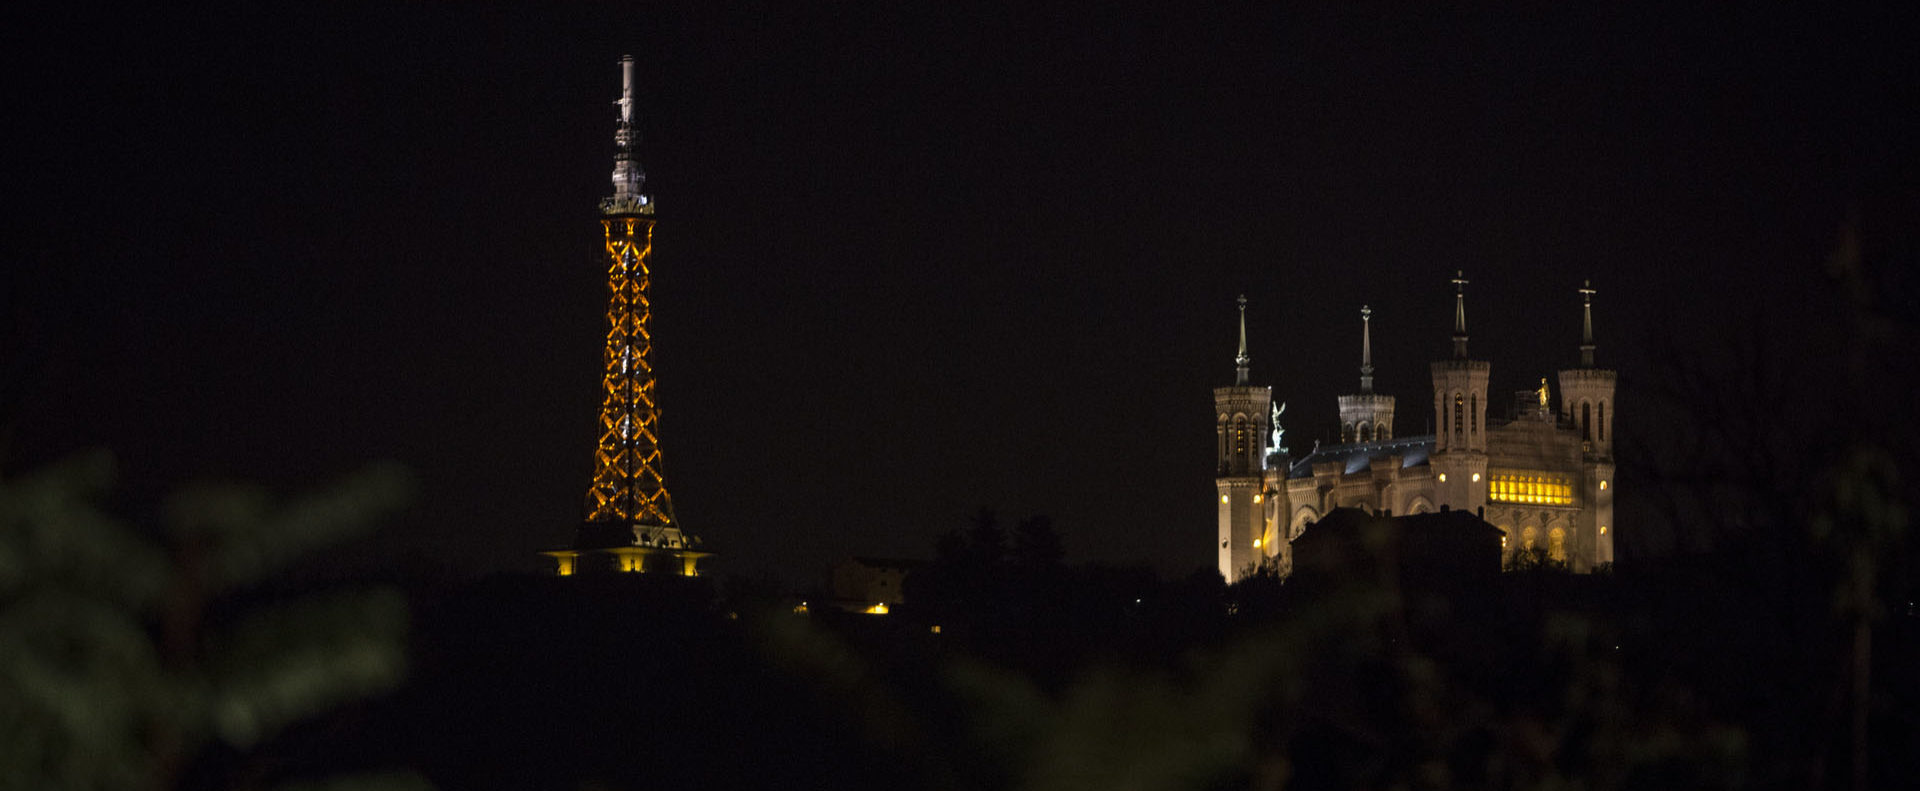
[603,55,650,215]
[1359,304,1375,393]
[1578,279,1597,368]
[1234,294,1251,385]
[1450,270,1470,359]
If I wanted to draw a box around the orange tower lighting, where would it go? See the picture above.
[547,56,710,576]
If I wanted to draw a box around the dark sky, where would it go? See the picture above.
[6,3,1912,586]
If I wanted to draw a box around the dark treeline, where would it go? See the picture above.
[212,514,1916,791]
[5,427,1916,790]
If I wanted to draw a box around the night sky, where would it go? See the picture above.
[6,3,1911,586]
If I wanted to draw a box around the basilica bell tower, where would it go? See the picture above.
[1557,281,1616,568]
[1214,296,1275,582]
[1430,271,1490,514]
[1337,305,1396,442]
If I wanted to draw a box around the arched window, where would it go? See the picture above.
[1291,506,1319,539]
[1521,525,1538,552]
[1358,421,1372,443]
[1548,527,1567,563]
[1581,401,1592,441]
[1342,422,1355,443]
[1233,416,1247,459]
[1597,401,1606,442]
[1453,393,1464,438]
[1470,393,1479,435]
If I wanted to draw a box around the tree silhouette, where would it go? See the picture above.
[0,453,428,791]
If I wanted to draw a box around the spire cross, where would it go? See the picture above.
[1450,270,1470,359]
[1234,294,1251,386]
[1359,304,1375,393]
[1578,279,1597,368]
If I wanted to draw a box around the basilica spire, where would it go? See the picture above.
[602,55,650,216]
[1450,270,1470,359]
[1578,280,1597,368]
[1360,304,1375,393]
[1234,294,1251,385]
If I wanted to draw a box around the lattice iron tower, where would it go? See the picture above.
[550,55,707,575]
[585,218,676,526]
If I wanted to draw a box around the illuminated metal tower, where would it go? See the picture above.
[549,56,709,576]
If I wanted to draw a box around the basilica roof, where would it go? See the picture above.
[1283,435,1435,479]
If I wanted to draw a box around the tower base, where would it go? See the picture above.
[545,520,713,576]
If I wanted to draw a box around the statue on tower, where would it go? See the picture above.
[1269,401,1289,457]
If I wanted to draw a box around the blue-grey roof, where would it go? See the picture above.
[1284,435,1435,479]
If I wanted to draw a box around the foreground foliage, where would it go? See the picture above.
[0,453,427,791]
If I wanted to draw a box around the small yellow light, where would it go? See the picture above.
[1253,493,1263,503]
[1438,473,1448,483]
[1600,480,1609,490]
[865,602,889,615]
[1252,538,1262,548]
[1600,526,1608,536]
[794,602,810,615]
[930,625,942,634]
[1471,472,1482,483]
[1221,495,1229,504]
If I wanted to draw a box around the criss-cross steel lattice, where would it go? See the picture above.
[584,215,678,526]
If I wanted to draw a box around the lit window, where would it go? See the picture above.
[1488,470,1573,505]
[930,625,942,634]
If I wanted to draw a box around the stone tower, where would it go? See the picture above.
[1337,305,1396,442]
[1557,280,1616,568]
[1215,296,1274,581]
[1430,271,1490,514]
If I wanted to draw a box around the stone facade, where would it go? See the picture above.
[1214,279,1616,582]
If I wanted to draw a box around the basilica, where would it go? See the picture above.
[1214,274,1616,582]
